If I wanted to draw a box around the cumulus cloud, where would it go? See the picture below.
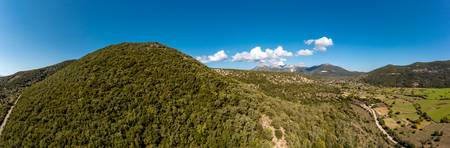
[199,36,333,66]
[232,46,293,66]
[296,49,314,56]
[196,50,228,63]
[304,36,333,51]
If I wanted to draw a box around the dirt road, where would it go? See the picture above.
[360,104,399,145]
[0,95,21,136]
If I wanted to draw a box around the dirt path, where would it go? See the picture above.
[0,95,21,136]
[260,114,287,148]
[359,104,399,145]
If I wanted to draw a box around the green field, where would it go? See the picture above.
[414,88,450,100]
[397,113,420,121]
[382,98,421,121]
[417,99,450,122]
[413,88,450,122]
[384,88,450,100]
[390,99,416,113]
[380,88,450,123]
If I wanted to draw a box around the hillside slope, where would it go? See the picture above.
[1,43,390,147]
[0,60,74,124]
[215,69,391,147]
[363,60,450,87]
[0,43,271,147]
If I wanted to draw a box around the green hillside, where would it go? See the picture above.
[0,60,74,124]
[0,43,271,147]
[217,69,390,147]
[363,60,450,88]
[1,43,390,147]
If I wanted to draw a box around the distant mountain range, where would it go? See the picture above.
[252,64,363,77]
[253,60,450,87]
[363,60,450,88]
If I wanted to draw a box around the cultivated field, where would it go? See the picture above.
[342,85,449,147]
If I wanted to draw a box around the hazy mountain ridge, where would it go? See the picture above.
[0,60,75,89]
[253,64,363,77]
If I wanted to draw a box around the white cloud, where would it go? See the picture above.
[201,36,333,67]
[232,46,293,67]
[273,46,293,57]
[267,58,287,67]
[304,39,314,45]
[304,36,333,51]
[196,50,228,63]
[296,49,314,56]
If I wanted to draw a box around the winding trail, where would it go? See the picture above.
[0,95,21,136]
[359,104,400,145]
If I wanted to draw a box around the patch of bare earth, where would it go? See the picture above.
[260,114,287,148]
[438,124,450,148]
[374,106,389,117]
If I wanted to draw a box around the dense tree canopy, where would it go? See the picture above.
[1,43,390,147]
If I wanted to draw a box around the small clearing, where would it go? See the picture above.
[374,106,390,117]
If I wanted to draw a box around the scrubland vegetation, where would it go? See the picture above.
[0,43,391,147]
[0,61,74,124]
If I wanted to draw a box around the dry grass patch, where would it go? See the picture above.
[384,118,401,129]
[374,107,389,117]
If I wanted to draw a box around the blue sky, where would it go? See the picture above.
[1,0,450,75]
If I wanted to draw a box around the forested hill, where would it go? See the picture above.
[0,42,389,147]
[0,42,271,147]
[363,60,450,87]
